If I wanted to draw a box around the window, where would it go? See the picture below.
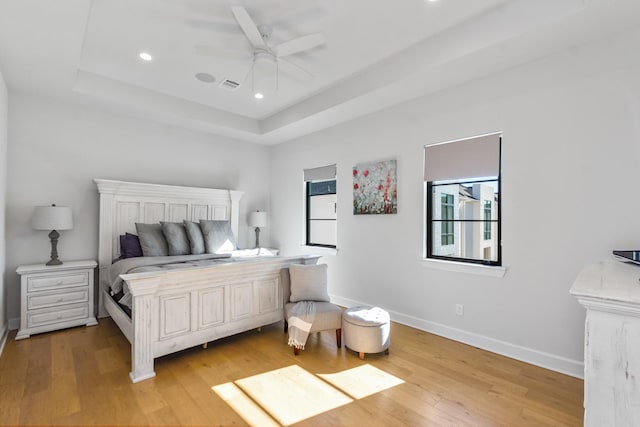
[303,165,337,248]
[424,132,501,266]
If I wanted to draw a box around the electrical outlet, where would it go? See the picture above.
[455,304,464,316]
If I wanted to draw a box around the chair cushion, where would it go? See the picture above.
[286,302,342,333]
[289,263,330,302]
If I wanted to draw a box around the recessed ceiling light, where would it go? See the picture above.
[195,72,216,83]
[139,52,153,61]
[254,92,264,99]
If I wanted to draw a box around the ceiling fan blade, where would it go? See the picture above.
[231,6,267,50]
[275,33,325,57]
[278,58,314,82]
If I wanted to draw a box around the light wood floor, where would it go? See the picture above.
[0,318,583,426]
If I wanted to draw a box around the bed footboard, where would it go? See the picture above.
[123,255,319,382]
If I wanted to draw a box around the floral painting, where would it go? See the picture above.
[353,159,397,215]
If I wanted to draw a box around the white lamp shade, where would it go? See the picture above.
[32,205,74,231]
[248,211,268,228]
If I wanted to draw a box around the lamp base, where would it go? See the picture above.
[47,229,63,266]
[254,227,261,249]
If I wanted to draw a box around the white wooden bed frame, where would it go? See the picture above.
[95,179,318,382]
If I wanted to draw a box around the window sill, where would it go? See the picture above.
[422,258,507,278]
[301,245,338,256]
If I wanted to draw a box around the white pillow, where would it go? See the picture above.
[289,264,330,303]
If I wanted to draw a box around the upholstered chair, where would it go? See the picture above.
[281,264,342,355]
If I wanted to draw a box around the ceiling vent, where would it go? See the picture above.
[219,79,240,91]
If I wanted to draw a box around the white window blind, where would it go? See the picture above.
[304,164,336,182]
[424,133,501,182]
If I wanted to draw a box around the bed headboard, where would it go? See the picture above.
[95,179,244,266]
[94,179,243,288]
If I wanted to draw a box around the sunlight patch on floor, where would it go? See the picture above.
[212,364,404,426]
[212,382,280,427]
[318,364,405,399]
[235,365,353,426]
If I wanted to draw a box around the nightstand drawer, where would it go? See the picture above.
[27,304,89,328]
[27,271,88,292]
[27,287,89,310]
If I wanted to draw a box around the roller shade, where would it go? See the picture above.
[304,164,336,182]
[425,133,501,182]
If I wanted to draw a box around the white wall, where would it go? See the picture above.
[0,69,8,347]
[271,28,640,376]
[5,93,272,324]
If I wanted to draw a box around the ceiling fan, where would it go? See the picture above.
[199,6,326,98]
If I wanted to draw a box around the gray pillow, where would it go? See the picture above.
[183,220,205,255]
[135,223,169,256]
[160,222,190,256]
[289,264,330,303]
[200,220,237,254]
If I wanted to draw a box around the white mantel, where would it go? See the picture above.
[571,258,640,427]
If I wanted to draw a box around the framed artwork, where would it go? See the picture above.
[353,159,397,215]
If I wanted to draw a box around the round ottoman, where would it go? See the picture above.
[343,306,390,359]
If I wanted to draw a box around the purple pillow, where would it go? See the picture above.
[120,233,143,258]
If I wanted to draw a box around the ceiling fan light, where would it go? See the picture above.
[251,53,277,99]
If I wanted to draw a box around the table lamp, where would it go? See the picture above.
[32,204,73,266]
[248,210,267,249]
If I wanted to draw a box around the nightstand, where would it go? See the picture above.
[15,260,98,340]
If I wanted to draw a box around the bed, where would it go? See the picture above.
[95,179,319,382]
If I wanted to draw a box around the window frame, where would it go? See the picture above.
[424,134,502,267]
[305,178,337,249]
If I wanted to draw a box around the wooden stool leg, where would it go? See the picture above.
[384,348,389,355]
[293,347,300,356]
[284,320,288,333]
[336,328,342,348]
[359,352,365,360]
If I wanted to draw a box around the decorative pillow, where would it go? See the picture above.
[199,220,237,254]
[160,222,191,256]
[289,263,330,303]
[183,220,205,255]
[135,223,169,256]
[119,233,143,258]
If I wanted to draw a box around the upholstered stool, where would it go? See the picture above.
[343,306,390,359]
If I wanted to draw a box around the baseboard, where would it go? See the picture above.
[330,294,584,379]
